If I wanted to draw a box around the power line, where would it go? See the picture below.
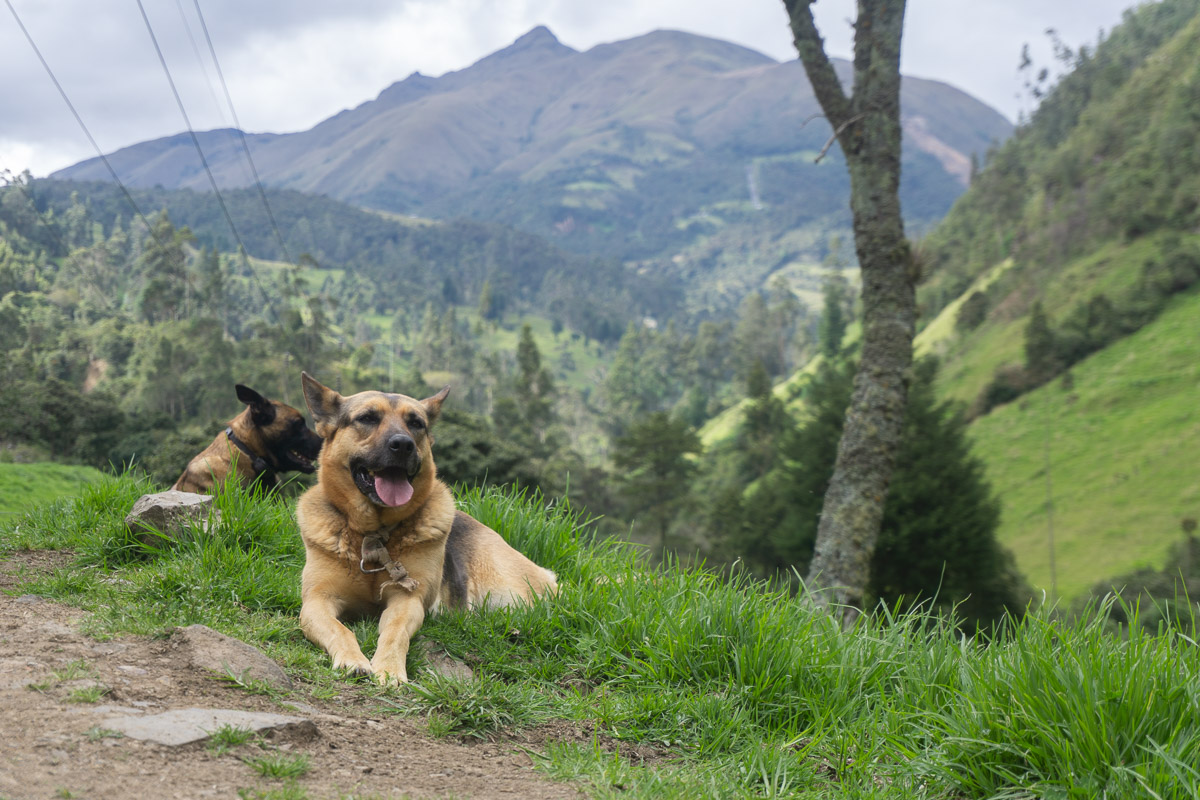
[171,0,231,131]
[3,0,159,239]
[170,0,255,190]
[190,0,295,267]
[133,0,277,320]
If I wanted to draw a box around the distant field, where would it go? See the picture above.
[970,288,1200,600]
[0,463,106,514]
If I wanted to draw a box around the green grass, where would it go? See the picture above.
[915,257,1013,361]
[67,685,110,704]
[0,462,105,513]
[207,724,257,755]
[699,323,862,448]
[399,672,552,739]
[237,786,312,800]
[245,753,311,780]
[969,288,1200,600]
[26,659,97,693]
[3,474,1199,797]
[85,726,122,742]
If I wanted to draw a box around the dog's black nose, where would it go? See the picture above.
[387,434,415,456]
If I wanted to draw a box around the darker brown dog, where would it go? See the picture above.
[296,372,557,683]
[172,384,323,494]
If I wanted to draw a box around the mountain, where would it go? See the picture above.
[54,27,1011,314]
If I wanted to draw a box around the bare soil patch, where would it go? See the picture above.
[0,549,580,800]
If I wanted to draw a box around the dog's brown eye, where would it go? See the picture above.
[407,415,425,431]
[355,411,381,426]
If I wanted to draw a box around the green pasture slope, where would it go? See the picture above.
[2,474,1198,798]
[0,462,105,514]
[970,288,1200,601]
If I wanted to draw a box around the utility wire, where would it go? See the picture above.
[190,0,295,266]
[171,0,229,128]
[133,0,277,320]
[171,0,255,189]
[3,0,159,239]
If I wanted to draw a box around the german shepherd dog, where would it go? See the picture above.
[172,385,323,494]
[295,372,557,684]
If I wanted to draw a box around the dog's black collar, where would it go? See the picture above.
[225,427,273,476]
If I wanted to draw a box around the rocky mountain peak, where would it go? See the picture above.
[485,24,577,63]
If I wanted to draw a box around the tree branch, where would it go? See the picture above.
[783,0,854,126]
[814,113,864,163]
[798,111,827,130]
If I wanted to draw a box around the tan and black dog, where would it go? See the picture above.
[295,371,557,684]
[172,384,323,494]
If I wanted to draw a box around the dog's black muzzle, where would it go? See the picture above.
[349,432,422,505]
[277,427,323,474]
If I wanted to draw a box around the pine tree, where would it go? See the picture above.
[137,212,195,323]
[818,275,851,359]
[763,355,855,572]
[612,411,701,554]
[493,324,558,456]
[869,359,1021,629]
[1024,299,1058,383]
[477,280,494,321]
[732,292,778,377]
[740,356,1023,629]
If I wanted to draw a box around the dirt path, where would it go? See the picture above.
[0,551,580,800]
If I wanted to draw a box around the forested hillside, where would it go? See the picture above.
[25,179,674,342]
[913,0,1200,598]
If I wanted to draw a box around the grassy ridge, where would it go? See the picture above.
[924,235,1180,410]
[2,475,1198,797]
[0,462,105,514]
[969,288,1200,601]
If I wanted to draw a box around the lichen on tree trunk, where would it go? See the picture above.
[782,0,916,625]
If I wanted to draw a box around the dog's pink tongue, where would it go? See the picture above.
[374,474,413,507]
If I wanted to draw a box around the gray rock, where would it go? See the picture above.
[124,491,220,547]
[422,647,474,681]
[70,704,145,716]
[173,624,293,690]
[102,708,313,746]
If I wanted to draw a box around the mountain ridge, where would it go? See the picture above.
[54,26,1010,274]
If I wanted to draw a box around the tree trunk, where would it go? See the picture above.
[783,0,916,625]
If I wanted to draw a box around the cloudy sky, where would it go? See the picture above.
[1,0,1138,179]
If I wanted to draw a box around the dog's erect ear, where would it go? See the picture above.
[301,372,342,435]
[236,384,275,425]
[422,386,450,426]
[235,384,267,407]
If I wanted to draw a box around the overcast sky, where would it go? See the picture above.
[1,0,1139,179]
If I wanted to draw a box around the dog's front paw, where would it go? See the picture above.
[332,652,373,676]
[370,657,409,685]
[380,577,419,596]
